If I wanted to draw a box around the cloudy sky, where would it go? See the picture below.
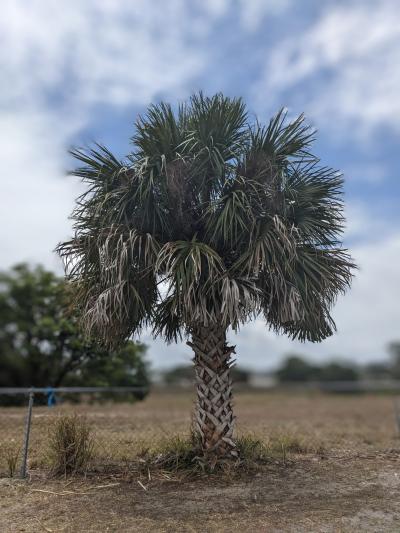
[1,0,399,370]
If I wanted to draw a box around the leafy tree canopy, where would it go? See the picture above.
[0,264,149,394]
[276,354,358,382]
[276,355,321,382]
[163,364,250,385]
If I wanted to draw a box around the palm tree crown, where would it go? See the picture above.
[57,93,355,349]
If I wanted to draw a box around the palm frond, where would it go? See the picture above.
[284,162,345,246]
[152,294,184,343]
[57,92,355,348]
[183,93,248,199]
[57,226,159,347]
[133,102,185,162]
[261,245,355,342]
[204,185,254,248]
[219,276,260,328]
[69,143,125,183]
[155,239,226,325]
[250,108,316,163]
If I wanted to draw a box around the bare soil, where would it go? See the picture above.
[1,391,400,532]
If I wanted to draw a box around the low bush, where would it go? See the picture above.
[48,414,94,477]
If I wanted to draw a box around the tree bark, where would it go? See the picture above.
[188,323,238,463]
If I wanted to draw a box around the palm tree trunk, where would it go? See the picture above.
[188,323,238,462]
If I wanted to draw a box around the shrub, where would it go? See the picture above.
[136,432,296,475]
[1,443,21,477]
[48,414,93,476]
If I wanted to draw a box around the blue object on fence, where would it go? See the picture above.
[46,387,56,407]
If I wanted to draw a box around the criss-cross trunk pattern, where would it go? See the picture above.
[188,323,238,461]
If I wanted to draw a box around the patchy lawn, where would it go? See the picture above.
[1,391,400,532]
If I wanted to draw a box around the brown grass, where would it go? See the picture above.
[1,390,400,531]
[48,414,94,477]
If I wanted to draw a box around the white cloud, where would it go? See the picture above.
[0,111,84,271]
[344,203,394,244]
[1,0,291,111]
[196,0,293,31]
[254,0,400,135]
[1,0,207,110]
[237,0,292,31]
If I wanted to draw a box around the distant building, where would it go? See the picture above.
[248,373,276,389]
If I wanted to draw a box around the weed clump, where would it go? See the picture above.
[136,432,299,476]
[137,434,202,473]
[1,443,21,477]
[48,414,94,477]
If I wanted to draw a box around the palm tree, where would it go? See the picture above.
[57,93,355,463]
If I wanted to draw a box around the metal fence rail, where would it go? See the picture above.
[0,387,149,394]
[0,386,150,479]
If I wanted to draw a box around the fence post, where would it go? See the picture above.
[20,389,34,479]
[394,398,400,435]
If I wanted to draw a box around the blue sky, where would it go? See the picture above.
[1,0,399,370]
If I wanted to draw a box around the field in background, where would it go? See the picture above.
[1,391,400,532]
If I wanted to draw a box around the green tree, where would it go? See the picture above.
[67,341,150,400]
[0,264,149,398]
[364,362,391,380]
[276,355,321,382]
[164,364,249,386]
[276,355,358,383]
[163,365,194,386]
[57,93,355,463]
[319,362,358,382]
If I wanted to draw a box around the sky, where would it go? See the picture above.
[1,0,399,371]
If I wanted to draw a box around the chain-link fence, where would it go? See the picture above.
[0,387,150,478]
[3,385,400,479]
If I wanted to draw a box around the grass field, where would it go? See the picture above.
[1,390,400,532]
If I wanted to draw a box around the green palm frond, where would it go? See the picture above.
[133,102,186,163]
[249,108,315,163]
[70,144,123,181]
[57,92,355,347]
[205,185,255,248]
[284,162,345,246]
[261,245,355,342]
[187,93,248,157]
[155,239,226,326]
[152,294,184,343]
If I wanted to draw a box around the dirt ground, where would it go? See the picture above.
[1,391,400,532]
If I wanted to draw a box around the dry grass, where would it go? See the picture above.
[133,432,295,476]
[1,391,400,532]
[2,444,20,478]
[48,414,94,477]
[0,390,398,476]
